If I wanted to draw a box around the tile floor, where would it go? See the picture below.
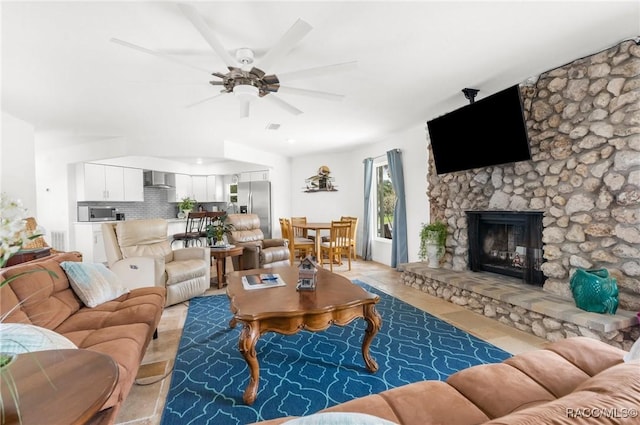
[115,260,548,425]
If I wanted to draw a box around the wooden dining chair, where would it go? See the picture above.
[291,216,309,239]
[319,220,352,271]
[282,217,315,264]
[341,216,359,261]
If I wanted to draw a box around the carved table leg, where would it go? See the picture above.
[238,321,261,405]
[362,304,381,372]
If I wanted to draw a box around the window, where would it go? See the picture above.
[375,162,396,239]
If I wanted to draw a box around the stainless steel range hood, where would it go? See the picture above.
[143,171,175,189]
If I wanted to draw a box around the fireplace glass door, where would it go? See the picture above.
[467,211,544,285]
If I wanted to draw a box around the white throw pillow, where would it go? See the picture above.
[0,323,77,355]
[60,261,129,308]
[283,412,398,425]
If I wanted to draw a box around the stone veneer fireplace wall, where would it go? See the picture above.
[426,39,640,312]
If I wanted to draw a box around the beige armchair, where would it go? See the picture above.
[226,214,290,270]
[102,219,210,306]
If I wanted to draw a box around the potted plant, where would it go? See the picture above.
[418,220,447,268]
[206,213,234,246]
[178,196,195,218]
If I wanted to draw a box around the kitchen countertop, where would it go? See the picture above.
[75,218,187,225]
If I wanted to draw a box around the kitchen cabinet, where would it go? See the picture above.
[189,175,223,202]
[170,174,193,202]
[192,176,207,203]
[123,167,144,201]
[76,163,143,202]
[238,170,269,182]
[206,175,223,202]
[74,223,107,263]
[167,219,187,244]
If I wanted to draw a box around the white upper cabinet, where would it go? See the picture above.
[206,175,223,202]
[239,170,269,182]
[172,174,193,202]
[192,176,207,203]
[191,175,223,202]
[76,163,120,201]
[77,163,143,202]
[123,167,144,201]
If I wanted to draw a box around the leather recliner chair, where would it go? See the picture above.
[226,214,290,270]
[102,218,210,306]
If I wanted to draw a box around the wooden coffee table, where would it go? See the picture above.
[226,266,382,405]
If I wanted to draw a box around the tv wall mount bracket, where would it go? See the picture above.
[462,88,479,104]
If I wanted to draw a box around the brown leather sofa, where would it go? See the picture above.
[0,252,165,425]
[251,337,640,424]
[226,213,290,269]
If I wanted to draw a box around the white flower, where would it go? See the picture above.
[0,193,34,268]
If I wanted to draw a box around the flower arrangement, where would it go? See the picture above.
[0,194,42,268]
[1,193,60,424]
[206,213,234,246]
[1,194,53,366]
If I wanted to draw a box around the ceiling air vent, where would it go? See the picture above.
[265,123,281,131]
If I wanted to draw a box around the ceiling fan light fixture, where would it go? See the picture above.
[235,47,255,65]
[233,84,259,102]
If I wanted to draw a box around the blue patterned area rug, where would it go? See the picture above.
[160,281,511,425]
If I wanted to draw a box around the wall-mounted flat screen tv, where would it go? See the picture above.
[426,84,531,175]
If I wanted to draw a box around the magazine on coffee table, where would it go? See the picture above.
[241,273,286,290]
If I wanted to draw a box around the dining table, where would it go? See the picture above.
[292,222,331,256]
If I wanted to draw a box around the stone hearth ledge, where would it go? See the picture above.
[399,262,639,350]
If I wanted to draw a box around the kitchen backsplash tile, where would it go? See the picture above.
[77,187,227,220]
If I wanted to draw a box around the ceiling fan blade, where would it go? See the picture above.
[257,19,312,71]
[264,94,303,115]
[265,84,280,93]
[110,38,211,74]
[239,101,250,118]
[278,86,344,101]
[263,74,279,85]
[278,61,358,82]
[177,3,236,67]
[185,92,225,108]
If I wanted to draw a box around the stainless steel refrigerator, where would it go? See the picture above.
[237,180,272,238]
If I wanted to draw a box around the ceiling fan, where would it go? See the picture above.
[111,3,356,118]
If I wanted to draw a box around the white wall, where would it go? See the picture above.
[28,132,292,252]
[1,112,37,214]
[290,124,430,266]
[3,111,426,263]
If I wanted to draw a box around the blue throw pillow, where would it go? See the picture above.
[60,261,129,308]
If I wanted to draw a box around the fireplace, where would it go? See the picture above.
[466,211,544,286]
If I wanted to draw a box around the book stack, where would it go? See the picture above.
[241,273,286,290]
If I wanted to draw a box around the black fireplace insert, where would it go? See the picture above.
[466,211,544,286]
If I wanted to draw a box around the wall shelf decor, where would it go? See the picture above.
[303,165,338,192]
